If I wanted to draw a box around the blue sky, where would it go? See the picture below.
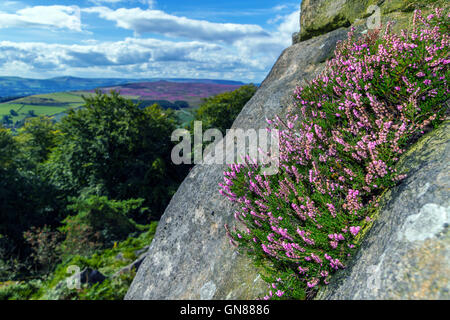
[0,1,301,82]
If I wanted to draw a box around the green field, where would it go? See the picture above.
[0,90,196,129]
[0,92,90,126]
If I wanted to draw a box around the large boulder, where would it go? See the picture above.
[125,27,349,300]
[126,1,449,300]
[298,0,449,42]
[317,120,450,300]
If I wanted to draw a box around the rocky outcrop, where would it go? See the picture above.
[297,0,448,42]
[125,27,349,300]
[113,252,148,278]
[126,1,449,300]
[317,120,450,300]
[55,268,106,291]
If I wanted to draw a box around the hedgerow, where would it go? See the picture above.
[220,9,449,300]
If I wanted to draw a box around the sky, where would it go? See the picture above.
[0,0,302,83]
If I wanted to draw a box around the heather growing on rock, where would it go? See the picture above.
[220,9,449,300]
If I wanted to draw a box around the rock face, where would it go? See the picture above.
[125,28,349,300]
[113,252,148,278]
[298,0,448,42]
[127,1,449,300]
[317,120,450,300]
[56,268,106,291]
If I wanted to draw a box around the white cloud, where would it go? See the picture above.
[83,6,269,43]
[89,0,156,8]
[234,9,300,67]
[0,5,82,31]
[0,6,300,83]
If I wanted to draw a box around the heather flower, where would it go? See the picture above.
[307,278,319,288]
[219,9,449,300]
[276,290,285,297]
[349,226,361,237]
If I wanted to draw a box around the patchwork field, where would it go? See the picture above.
[0,92,86,126]
[0,80,243,129]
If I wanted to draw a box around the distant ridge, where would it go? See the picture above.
[0,76,247,98]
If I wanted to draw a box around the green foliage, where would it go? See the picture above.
[192,84,257,134]
[0,280,42,300]
[0,127,17,168]
[0,74,249,299]
[16,117,59,165]
[61,196,145,251]
[45,91,185,220]
[23,222,158,300]
[23,226,61,274]
[221,9,449,300]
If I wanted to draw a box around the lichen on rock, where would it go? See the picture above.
[297,0,449,42]
[316,120,450,300]
[125,28,349,300]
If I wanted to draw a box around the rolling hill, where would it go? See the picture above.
[0,76,246,99]
[95,80,244,108]
[0,80,246,129]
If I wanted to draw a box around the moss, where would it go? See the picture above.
[299,0,450,42]
[357,120,450,244]
[222,10,449,300]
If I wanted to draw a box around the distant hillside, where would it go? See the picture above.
[0,80,246,129]
[95,81,244,108]
[0,76,246,98]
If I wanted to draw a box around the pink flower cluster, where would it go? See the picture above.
[220,8,449,300]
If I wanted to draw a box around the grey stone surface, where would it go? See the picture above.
[298,0,449,42]
[56,267,106,290]
[317,120,450,300]
[113,252,147,278]
[125,28,349,300]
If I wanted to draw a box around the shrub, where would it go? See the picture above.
[58,222,103,259]
[220,9,449,300]
[33,222,157,300]
[0,280,42,300]
[60,196,146,253]
[45,92,183,221]
[192,84,257,135]
[23,226,61,274]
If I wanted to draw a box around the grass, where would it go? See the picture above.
[1,90,199,129]
[0,92,87,125]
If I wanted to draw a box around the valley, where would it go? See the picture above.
[0,80,246,129]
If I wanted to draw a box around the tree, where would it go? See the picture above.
[16,116,59,165]
[26,110,36,118]
[0,127,62,259]
[0,127,17,168]
[192,84,257,134]
[1,115,12,126]
[45,91,186,220]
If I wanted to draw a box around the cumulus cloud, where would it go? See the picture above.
[0,5,82,31]
[233,9,300,70]
[83,6,269,43]
[0,5,300,83]
[89,0,156,8]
